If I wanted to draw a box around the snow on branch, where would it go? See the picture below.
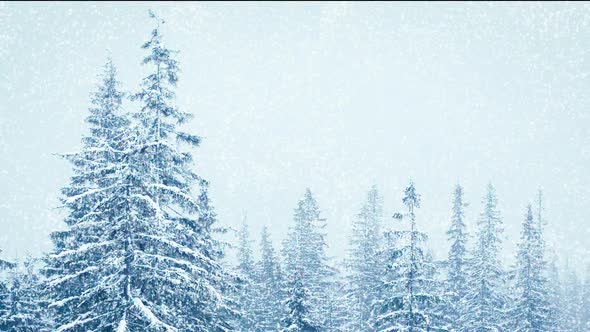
[133,297,177,332]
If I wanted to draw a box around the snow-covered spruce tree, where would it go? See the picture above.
[45,13,232,331]
[545,252,563,331]
[4,259,52,331]
[461,183,507,331]
[254,226,284,331]
[346,185,384,331]
[561,268,583,331]
[372,181,448,332]
[281,272,320,332]
[323,272,350,332]
[0,282,8,331]
[0,251,16,330]
[536,189,562,330]
[282,189,332,329]
[235,217,256,331]
[509,205,550,331]
[127,12,232,330]
[445,184,469,329]
[43,58,136,331]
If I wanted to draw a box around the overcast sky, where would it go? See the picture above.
[1,2,589,272]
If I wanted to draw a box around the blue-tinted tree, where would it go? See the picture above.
[346,185,384,331]
[445,184,469,329]
[509,205,551,331]
[373,181,448,331]
[461,184,507,331]
[254,226,284,331]
[281,272,320,332]
[282,189,332,328]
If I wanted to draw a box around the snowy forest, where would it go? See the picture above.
[2,4,590,332]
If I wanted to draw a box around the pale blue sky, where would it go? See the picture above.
[1,2,589,271]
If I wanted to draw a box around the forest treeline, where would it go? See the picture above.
[0,12,589,332]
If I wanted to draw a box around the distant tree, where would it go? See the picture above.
[282,189,332,328]
[544,252,564,331]
[510,205,551,331]
[561,268,583,331]
[253,226,284,331]
[346,185,384,331]
[445,184,469,329]
[281,272,320,332]
[4,259,52,331]
[0,250,15,330]
[323,267,349,332]
[372,181,448,331]
[461,183,507,331]
[235,217,256,330]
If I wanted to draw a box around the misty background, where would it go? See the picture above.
[1,2,589,271]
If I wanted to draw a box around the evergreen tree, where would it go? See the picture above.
[461,183,507,332]
[0,251,15,330]
[44,57,137,331]
[235,217,256,331]
[4,259,52,331]
[346,185,384,331]
[445,184,469,329]
[372,181,448,331]
[45,13,232,331]
[281,272,319,332]
[128,12,233,330]
[561,268,583,331]
[537,189,563,330]
[545,252,563,331]
[323,265,349,332]
[282,189,332,328]
[510,205,550,331]
[254,226,284,331]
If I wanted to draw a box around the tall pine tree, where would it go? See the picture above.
[373,181,448,331]
[254,226,284,331]
[0,251,15,330]
[44,57,138,331]
[510,205,550,331]
[235,217,256,331]
[346,185,384,331]
[445,184,469,329]
[282,189,332,329]
[281,272,319,332]
[561,267,583,331]
[45,13,232,331]
[461,183,507,331]
[4,259,52,331]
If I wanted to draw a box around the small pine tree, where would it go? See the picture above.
[235,217,256,330]
[346,185,384,331]
[282,189,332,328]
[4,259,52,331]
[445,184,469,329]
[372,181,448,331]
[561,268,583,331]
[323,268,350,332]
[281,272,320,332]
[0,252,15,330]
[545,251,563,331]
[461,183,507,331]
[254,226,284,331]
[510,205,551,331]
